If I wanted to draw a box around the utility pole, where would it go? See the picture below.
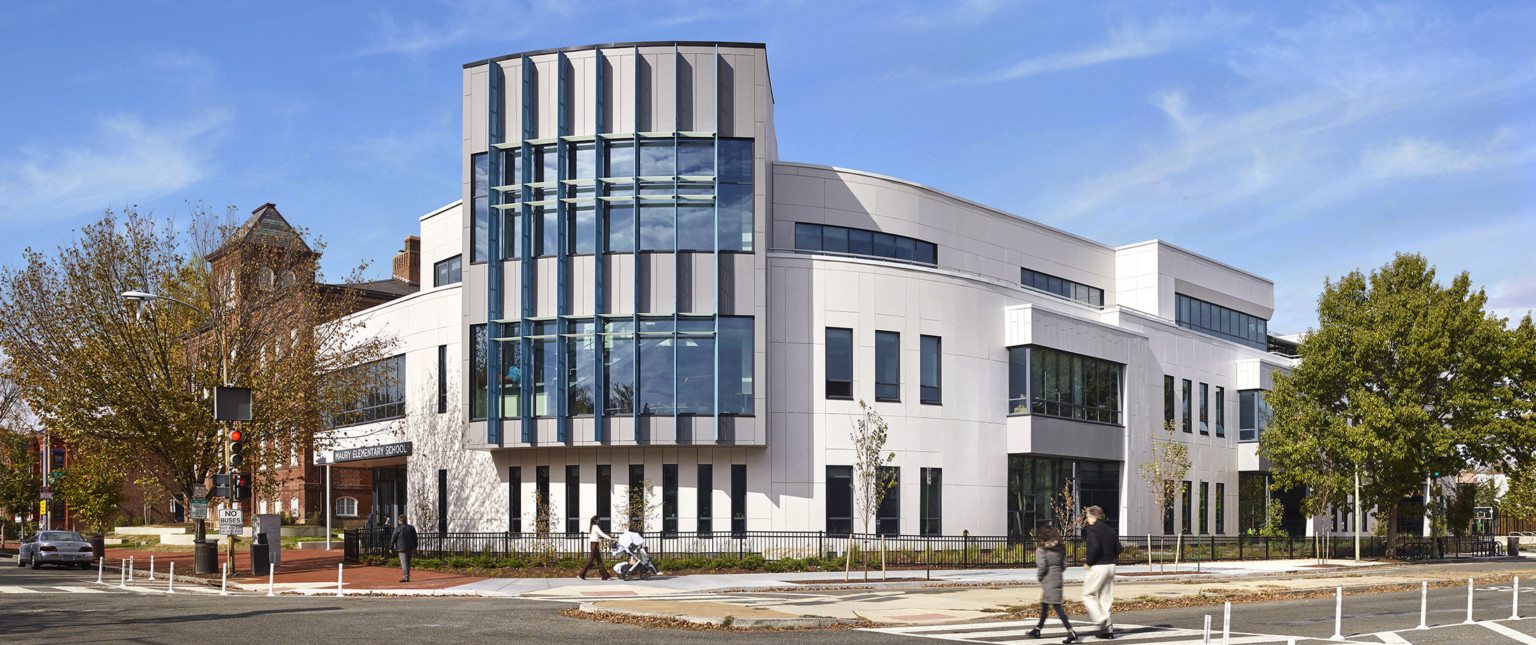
[1354,471,1360,562]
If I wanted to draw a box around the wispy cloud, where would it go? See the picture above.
[1359,131,1533,178]
[957,9,1247,83]
[355,0,580,57]
[886,0,1015,31]
[0,111,230,226]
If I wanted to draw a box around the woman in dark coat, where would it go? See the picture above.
[1028,526,1079,643]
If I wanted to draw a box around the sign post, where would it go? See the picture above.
[219,509,244,536]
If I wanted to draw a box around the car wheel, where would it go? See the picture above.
[30,557,41,570]
[15,554,23,567]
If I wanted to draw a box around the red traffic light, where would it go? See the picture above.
[229,429,243,442]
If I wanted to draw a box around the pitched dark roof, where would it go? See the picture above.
[208,203,314,260]
[351,277,421,299]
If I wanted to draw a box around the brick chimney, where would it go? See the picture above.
[393,236,420,284]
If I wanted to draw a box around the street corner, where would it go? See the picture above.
[574,599,862,628]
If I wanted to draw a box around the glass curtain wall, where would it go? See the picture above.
[1007,456,1120,538]
[1006,346,1123,424]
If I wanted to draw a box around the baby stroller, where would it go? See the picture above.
[611,530,660,581]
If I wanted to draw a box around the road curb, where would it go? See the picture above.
[575,601,860,628]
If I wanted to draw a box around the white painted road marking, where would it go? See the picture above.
[1480,620,1536,644]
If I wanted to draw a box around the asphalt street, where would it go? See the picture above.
[0,559,894,644]
[11,557,1536,644]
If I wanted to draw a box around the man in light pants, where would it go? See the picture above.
[1080,505,1120,639]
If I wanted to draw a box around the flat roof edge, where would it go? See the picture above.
[465,41,767,69]
[1114,239,1274,285]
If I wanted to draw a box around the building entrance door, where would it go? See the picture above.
[372,465,408,529]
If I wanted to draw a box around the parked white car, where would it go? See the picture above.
[17,531,95,569]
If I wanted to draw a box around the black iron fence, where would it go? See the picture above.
[342,529,1510,567]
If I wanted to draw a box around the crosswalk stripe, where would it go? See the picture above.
[53,586,107,593]
[1374,632,1411,644]
[1480,621,1536,645]
[864,623,1205,643]
[0,586,30,593]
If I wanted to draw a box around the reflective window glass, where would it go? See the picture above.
[535,206,557,257]
[677,140,714,176]
[718,139,752,183]
[920,335,941,405]
[639,203,675,251]
[472,154,489,263]
[639,319,674,414]
[639,140,675,176]
[795,222,821,251]
[720,317,754,414]
[500,340,520,417]
[471,324,487,420]
[875,331,900,401]
[567,142,596,180]
[567,321,596,415]
[502,209,521,260]
[603,321,635,414]
[570,204,596,254]
[872,232,896,258]
[502,149,521,185]
[676,205,714,251]
[848,229,872,255]
[825,327,852,400]
[821,226,848,253]
[675,330,714,415]
[605,140,635,177]
[606,203,635,252]
[717,184,753,252]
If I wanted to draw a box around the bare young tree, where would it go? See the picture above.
[1139,419,1190,572]
[848,400,896,581]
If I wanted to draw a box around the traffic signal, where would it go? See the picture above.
[228,428,245,468]
[233,473,251,500]
[212,473,231,499]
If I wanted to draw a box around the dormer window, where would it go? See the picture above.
[280,270,296,287]
[258,267,275,291]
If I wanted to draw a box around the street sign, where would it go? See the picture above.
[39,487,52,501]
[1475,506,1494,520]
[193,484,208,499]
[191,499,209,520]
[219,509,243,535]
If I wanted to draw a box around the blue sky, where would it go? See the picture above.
[1,1,1531,334]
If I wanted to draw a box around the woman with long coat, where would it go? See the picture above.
[1028,525,1079,643]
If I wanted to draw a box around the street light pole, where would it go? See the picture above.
[121,289,228,573]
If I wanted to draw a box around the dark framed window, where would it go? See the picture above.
[1008,346,1123,424]
[825,328,853,399]
[1215,386,1225,437]
[1175,294,1267,350]
[1181,481,1193,534]
[508,466,521,533]
[1164,375,1175,427]
[437,345,448,414]
[826,465,852,535]
[437,469,448,534]
[566,320,596,415]
[920,335,941,405]
[877,466,900,536]
[1182,379,1193,433]
[597,465,611,533]
[1163,480,1175,535]
[1199,481,1209,535]
[696,464,712,536]
[920,467,941,536]
[1199,382,1209,435]
[535,466,550,535]
[565,465,580,534]
[731,464,746,535]
[331,355,406,427]
[1020,267,1104,307]
[793,222,936,266]
[628,464,645,532]
[434,255,462,287]
[1239,390,1271,441]
[875,331,900,402]
[1215,482,1226,534]
[472,153,489,264]
[662,464,678,536]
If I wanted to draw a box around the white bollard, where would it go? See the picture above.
[1203,614,1211,645]
[127,556,134,582]
[336,563,344,597]
[1465,577,1475,624]
[96,559,103,584]
[167,562,175,594]
[220,562,228,596]
[1331,587,1344,641]
[267,563,275,597]
[1513,576,1521,621]
[1223,601,1231,645]
[149,555,155,581]
[1419,581,1429,629]
[118,560,126,588]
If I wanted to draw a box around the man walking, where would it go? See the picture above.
[1081,506,1120,639]
[392,513,418,583]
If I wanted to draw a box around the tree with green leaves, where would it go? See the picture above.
[1262,253,1534,557]
[51,438,126,534]
[0,207,395,527]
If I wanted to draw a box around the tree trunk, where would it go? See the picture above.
[843,533,854,581]
[1384,504,1400,559]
